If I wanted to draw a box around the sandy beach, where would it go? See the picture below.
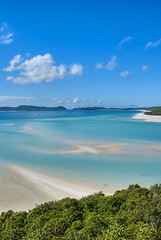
[132,111,161,123]
[0,164,113,212]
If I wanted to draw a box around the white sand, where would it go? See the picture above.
[0,165,113,212]
[60,142,126,154]
[132,111,161,123]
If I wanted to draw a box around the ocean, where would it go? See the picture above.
[0,110,161,192]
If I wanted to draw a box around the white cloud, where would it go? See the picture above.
[142,65,148,71]
[0,96,37,103]
[105,56,117,71]
[5,55,22,72]
[4,54,83,85]
[145,38,161,49]
[0,22,14,44]
[96,56,117,71]
[73,97,78,103]
[50,97,105,108]
[96,62,104,69]
[120,70,131,77]
[119,36,134,47]
[69,64,83,76]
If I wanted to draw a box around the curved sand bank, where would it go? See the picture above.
[147,145,161,153]
[132,111,161,123]
[0,165,112,212]
[60,142,126,154]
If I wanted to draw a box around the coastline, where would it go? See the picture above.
[132,110,161,123]
[0,164,113,212]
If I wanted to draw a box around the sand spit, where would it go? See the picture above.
[132,111,161,123]
[60,142,126,154]
[0,165,112,212]
[147,145,161,153]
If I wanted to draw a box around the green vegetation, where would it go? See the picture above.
[144,107,161,116]
[0,105,67,111]
[0,184,161,239]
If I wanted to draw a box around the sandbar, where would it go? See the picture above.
[0,164,113,212]
[147,145,161,153]
[132,111,161,123]
[60,142,126,154]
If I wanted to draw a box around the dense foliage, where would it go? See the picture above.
[145,106,161,116]
[0,184,161,239]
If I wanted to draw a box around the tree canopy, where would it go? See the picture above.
[0,184,161,239]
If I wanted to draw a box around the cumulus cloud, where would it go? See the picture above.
[69,64,83,76]
[0,22,14,44]
[0,96,37,103]
[119,36,134,47]
[73,97,78,103]
[3,54,83,85]
[145,38,161,49]
[105,56,117,71]
[120,70,131,77]
[142,65,148,71]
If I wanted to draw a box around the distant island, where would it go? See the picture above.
[0,105,67,111]
[72,106,161,116]
[72,107,147,111]
[0,105,161,115]
[72,107,108,110]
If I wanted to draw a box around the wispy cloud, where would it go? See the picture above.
[96,56,117,71]
[145,38,161,49]
[3,54,83,85]
[142,65,148,71]
[73,97,78,103]
[0,22,14,44]
[96,63,104,69]
[120,70,131,77]
[119,36,134,48]
[0,96,37,103]
[105,56,117,71]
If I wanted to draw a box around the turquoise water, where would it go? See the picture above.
[0,110,161,190]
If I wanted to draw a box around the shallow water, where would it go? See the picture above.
[0,110,161,191]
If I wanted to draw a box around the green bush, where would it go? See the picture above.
[0,184,160,239]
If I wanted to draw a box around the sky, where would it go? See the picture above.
[0,0,161,108]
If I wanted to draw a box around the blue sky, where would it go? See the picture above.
[0,0,161,108]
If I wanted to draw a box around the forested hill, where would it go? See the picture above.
[0,105,67,111]
[144,106,161,116]
[72,107,108,110]
[0,184,160,239]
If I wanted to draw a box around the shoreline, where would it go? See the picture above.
[132,111,161,123]
[0,164,114,213]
